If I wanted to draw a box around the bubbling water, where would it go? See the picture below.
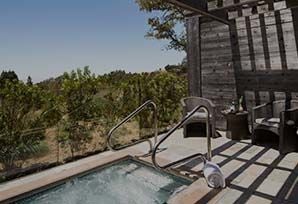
[18,160,190,204]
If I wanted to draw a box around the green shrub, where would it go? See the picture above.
[0,80,56,170]
[58,67,99,157]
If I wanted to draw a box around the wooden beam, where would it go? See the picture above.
[168,0,207,11]
[186,17,202,96]
[167,0,231,25]
[210,0,266,12]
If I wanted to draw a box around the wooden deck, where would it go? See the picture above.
[136,129,298,203]
[0,129,297,203]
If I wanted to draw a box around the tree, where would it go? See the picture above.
[26,76,33,86]
[37,76,64,95]
[147,71,187,126]
[58,67,99,157]
[0,70,18,88]
[164,63,187,75]
[61,66,99,120]
[0,80,55,170]
[135,0,187,51]
[101,70,128,86]
[118,71,187,131]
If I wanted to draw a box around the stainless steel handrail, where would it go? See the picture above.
[107,100,158,154]
[152,105,212,170]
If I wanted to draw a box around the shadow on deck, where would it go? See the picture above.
[172,139,298,203]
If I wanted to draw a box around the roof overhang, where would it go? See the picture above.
[166,0,230,25]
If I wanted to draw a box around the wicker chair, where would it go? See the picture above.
[181,97,217,138]
[252,100,298,154]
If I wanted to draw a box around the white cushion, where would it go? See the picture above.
[255,118,266,124]
[186,112,212,123]
[267,118,280,123]
[255,118,280,128]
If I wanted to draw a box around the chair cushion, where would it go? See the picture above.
[186,112,212,123]
[255,118,280,128]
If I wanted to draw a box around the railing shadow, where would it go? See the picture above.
[173,139,298,203]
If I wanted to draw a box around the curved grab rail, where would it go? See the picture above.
[152,105,212,170]
[107,100,158,153]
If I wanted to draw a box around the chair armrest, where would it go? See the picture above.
[181,97,216,119]
[279,109,298,153]
[202,98,216,115]
[285,107,298,113]
[181,98,187,117]
[180,98,186,108]
[181,97,216,111]
[209,100,216,109]
[209,102,216,119]
[280,108,298,127]
[252,102,273,123]
[252,102,272,112]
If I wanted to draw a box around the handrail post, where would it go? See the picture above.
[152,102,158,145]
[152,105,212,170]
[107,100,158,156]
[205,107,212,161]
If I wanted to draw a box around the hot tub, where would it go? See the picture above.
[14,158,191,204]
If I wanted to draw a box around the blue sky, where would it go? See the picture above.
[0,0,185,82]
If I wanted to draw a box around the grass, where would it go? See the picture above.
[19,120,155,170]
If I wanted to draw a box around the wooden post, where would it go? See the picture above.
[186,16,202,97]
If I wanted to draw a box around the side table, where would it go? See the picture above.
[221,111,250,140]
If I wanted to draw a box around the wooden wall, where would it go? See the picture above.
[186,0,298,129]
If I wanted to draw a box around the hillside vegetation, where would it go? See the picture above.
[0,66,187,177]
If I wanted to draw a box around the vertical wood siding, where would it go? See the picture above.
[201,21,237,128]
[186,0,298,128]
